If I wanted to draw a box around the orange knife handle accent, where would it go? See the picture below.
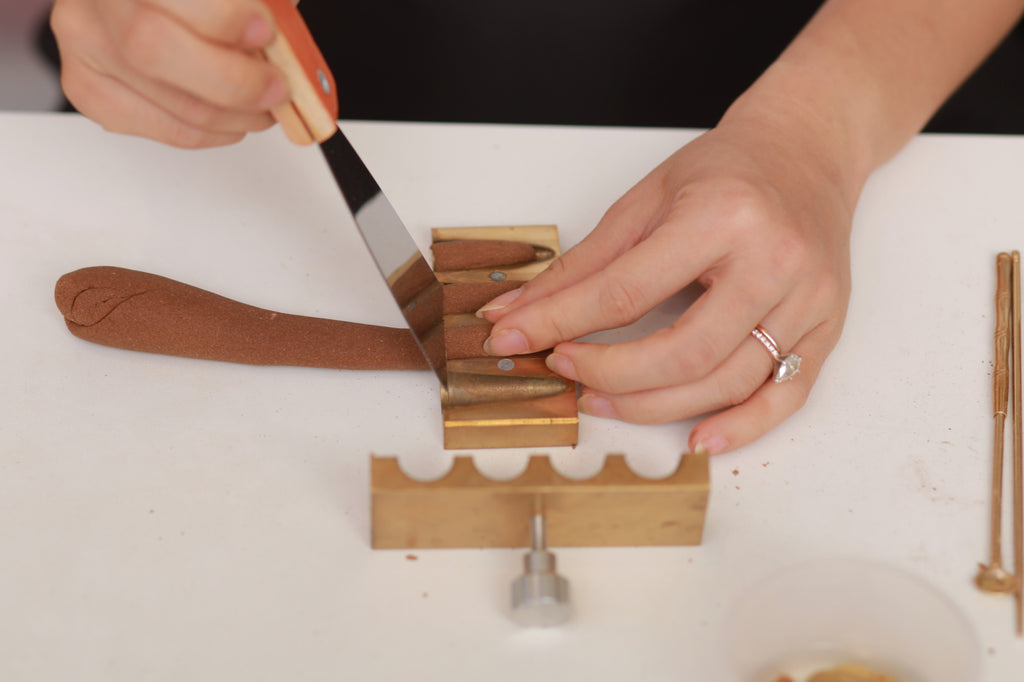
[261,0,339,145]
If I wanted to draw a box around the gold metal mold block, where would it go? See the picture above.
[371,452,710,549]
[433,225,578,450]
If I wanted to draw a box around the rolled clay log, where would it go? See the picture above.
[444,315,492,360]
[431,240,540,272]
[389,255,437,308]
[55,266,430,370]
[442,280,522,315]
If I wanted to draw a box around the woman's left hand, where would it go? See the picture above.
[478,113,856,456]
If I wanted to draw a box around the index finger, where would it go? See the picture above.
[483,217,719,357]
[144,0,277,48]
[478,168,666,322]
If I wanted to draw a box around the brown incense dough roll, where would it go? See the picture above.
[389,255,437,308]
[444,317,492,360]
[442,280,522,315]
[55,266,429,370]
[431,239,539,272]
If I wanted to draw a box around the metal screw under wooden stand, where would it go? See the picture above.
[510,513,571,626]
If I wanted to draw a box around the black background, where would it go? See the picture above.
[299,0,1024,133]
[39,0,1024,133]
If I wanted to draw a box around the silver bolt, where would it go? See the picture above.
[489,271,507,282]
[497,359,515,371]
[317,70,331,95]
[510,513,571,627]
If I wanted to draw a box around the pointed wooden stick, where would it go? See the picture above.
[1011,250,1022,636]
[976,254,1015,594]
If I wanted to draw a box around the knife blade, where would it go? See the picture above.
[260,0,447,384]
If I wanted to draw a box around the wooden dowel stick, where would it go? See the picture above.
[991,254,1011,571]
[1012,250,1022,636]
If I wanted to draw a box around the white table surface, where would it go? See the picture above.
[1,112,1022,680]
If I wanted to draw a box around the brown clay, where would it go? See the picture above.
[442,281,522,315]
[431,240,538,272]
[444,317,493,360]
[389,256,437,307]
[55,266,428,370]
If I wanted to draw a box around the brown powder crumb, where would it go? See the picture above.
[406,554,418,561]
[807,664,901,682]
[732,469,739,476]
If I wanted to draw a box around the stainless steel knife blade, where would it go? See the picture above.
[319,130,447,384]
[260,0,446,383]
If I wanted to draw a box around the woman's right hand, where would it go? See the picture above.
[51,0,289,148]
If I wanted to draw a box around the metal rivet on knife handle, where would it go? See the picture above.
[317,70,331,95]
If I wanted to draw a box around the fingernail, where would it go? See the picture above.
[483,329,528,356]
[545,353,578,381]
[693,435,727,456]
[259,78,289,109]
[242,15,274,48]
[475,287,523,318]
[579,393,617,419]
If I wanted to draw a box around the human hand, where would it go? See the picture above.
[51,0,290,148]
[478,117,856,455]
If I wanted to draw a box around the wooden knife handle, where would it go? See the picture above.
[261,0,338,144]
[996,252,1012,415]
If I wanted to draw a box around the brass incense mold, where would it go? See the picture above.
[368,227,711,626]
[370,451,710,627]
[369,452,709,549]
[431,225,578,450]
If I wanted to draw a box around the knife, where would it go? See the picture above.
[260,0,447,385]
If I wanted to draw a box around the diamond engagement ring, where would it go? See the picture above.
[751,325,802,383]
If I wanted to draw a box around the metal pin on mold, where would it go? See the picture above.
[510,513,571,627]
